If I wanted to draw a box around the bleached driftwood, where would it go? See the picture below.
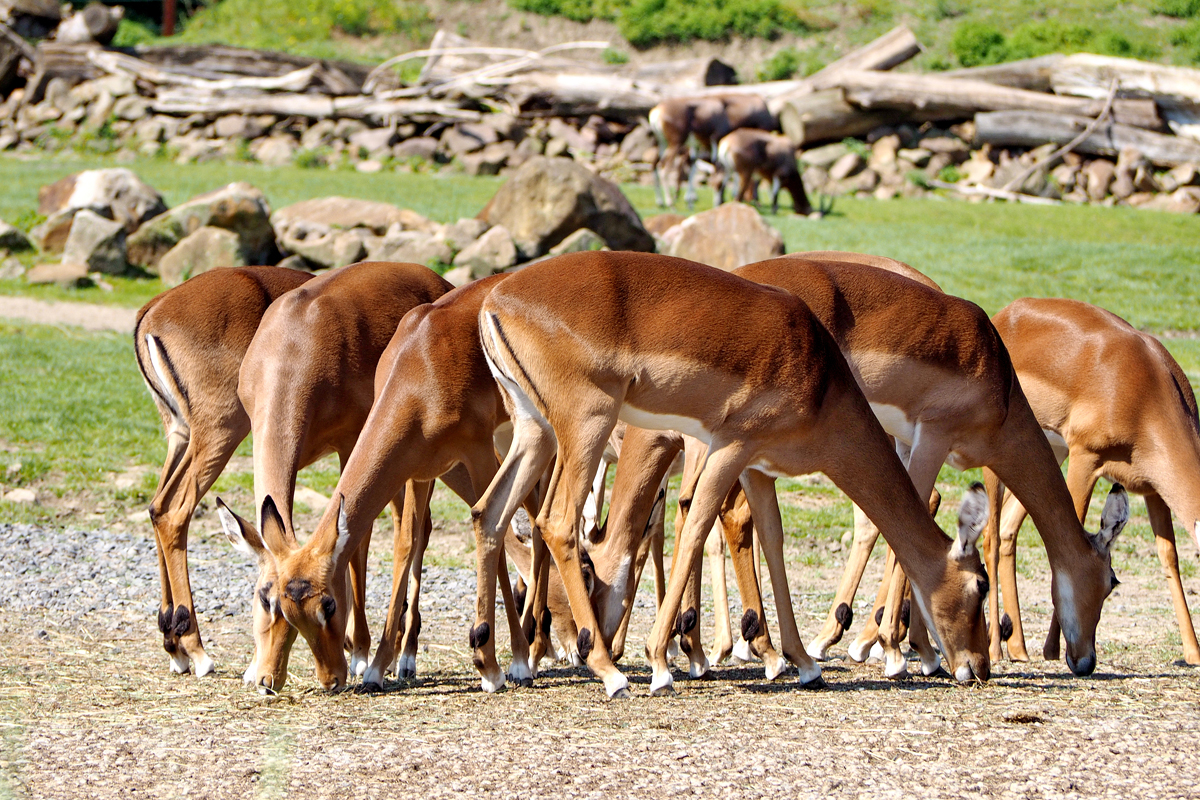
[975,110,1200,166]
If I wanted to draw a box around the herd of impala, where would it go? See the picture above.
[131,232,1200,699]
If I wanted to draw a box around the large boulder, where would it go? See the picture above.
[37,168,166,233]
[452,225,517,278]
[478,156,654,259]
[271,197,433,269]
[158,227,247,287]
[126,182,274,271]
[365,230,453,267]
[60,209,127,274]
[661,203,784,271]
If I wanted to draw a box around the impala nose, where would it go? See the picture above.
[1067,652,1096,677]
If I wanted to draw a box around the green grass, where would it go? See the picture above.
[1,158,1198,532]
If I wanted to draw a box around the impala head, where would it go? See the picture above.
[588,486,666,645]
[1053,484,1129,676]
[215,498,298,694]
[918,482,992,683]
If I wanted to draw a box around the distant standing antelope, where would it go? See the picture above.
[648,94,775,208]
[715,128,813,215]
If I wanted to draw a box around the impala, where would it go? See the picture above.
[135,265,312,677]
[469,250,991,698]
[232,259,451,688]
[649,93,774,208]
[986,297,1199,666]
[715,128,813,215]
[223,274,553,691]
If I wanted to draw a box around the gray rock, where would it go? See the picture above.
[275,254,320,272]
[348,128,397,157]
[301,119,337,150]
[0,257,26,279]
[828,152,864,181]
[272,197,415,238]
[157,227,247,287]
[478,156,654,259]
[452,225,517,278]
[439,217,490,253]
[548,228,606,256]
[126,182,275,272]
[334,119,368,140]
[366,230,453,267]
[442,265,473,287]
[0,220,32,252]
[799,142,849,170]
[37,168,166,233]
[29,209,77,254]
[440,126,487,157]
[61,210,127,274]
[461,141,515,176]
[251,135,297,167]
[393,136,439,162]
[661,203,783,271]
[26,260,90,287]
[111,95,148,121]
[619,123,657,163]
[213,114,269,140]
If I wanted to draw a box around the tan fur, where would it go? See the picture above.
[472,250,990,697]
[715,128,812,215]
[134,266,312,676]
[988,297,1200,665]
[234,261,451,689]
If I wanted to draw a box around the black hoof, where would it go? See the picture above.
[799,675,827,690]
[609,687,632,700]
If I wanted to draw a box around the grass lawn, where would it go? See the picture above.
[0,154,1197,553]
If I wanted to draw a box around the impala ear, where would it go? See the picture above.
[952,482,988,559]
[216,497,264,560]
[259,496,292,559]
[330,495,353,566]
[1092,483,1129,556]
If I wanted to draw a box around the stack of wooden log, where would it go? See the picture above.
[2,19,1199,212]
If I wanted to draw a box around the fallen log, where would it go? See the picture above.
[0,23,32,95]
[974,110,1200,167]
[134,43,372,93]
[21,41,104,103]
[927,178,1062,205]
[150,89,482,124]
[818,68,1162,129]
[942,55,1065,92]
[777,87,901,146]
[1050,53,1200,111]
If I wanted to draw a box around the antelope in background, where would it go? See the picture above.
[649,93,775,209]
[715,128,815,216]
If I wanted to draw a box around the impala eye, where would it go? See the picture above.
[320,596,337,626]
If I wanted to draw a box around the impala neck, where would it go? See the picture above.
[993,386,1095,563]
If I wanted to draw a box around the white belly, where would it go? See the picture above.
[869,402,916,445]
[618,406,712,444]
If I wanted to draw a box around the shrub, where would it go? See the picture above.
[619,0,820,47]
[951,21,1007,66]
[1170,20,1200,63]
[1157,0,1200,18]
[757,48,801,81]
[111,16,159,47]
[602,47,630,64]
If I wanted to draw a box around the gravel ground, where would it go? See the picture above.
[0,503,1198,799]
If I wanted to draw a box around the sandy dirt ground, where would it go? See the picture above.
[1,486,1198,800]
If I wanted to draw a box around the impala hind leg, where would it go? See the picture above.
[149,422,244,677]
[998,489,1031,661]
[647,444,751,695]
[1146,494,1200,665]
[849,548,896,662]
[721,483,784,676]
[396,496,432,679]
[706,523,733,665]
[809,504,879,660]
[470,418,556,693]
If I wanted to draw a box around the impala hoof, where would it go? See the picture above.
[764,653,788,681]
[731,638,755,664]
[480,672,506,693]
[609,686,632,700]
[805,640,830,662]
[688,654,711,679]
[169,652,190,674]
[350,653,369,678]
[666,639,681,661]
[362,665,384,689]
[193,654,215,678]
[649,669,674,696]
[847,638,874,663]
[396,654,417,679]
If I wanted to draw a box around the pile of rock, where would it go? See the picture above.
[4,155,702,287]
[799,122,1200,213]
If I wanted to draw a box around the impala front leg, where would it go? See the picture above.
[740,469,823,684]
[1146,494,1200,665]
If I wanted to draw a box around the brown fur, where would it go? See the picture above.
[715,128,812,215]
[135,266,312,676]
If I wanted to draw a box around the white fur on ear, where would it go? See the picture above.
[217,498,258,559]
[332,495,353,566]
[1093,484,1130,555]
[952,482,988,558]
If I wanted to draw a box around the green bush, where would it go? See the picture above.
[1157,0,1200,18]
[951,21,1007,66]
[508,0,610,22]
[111,16,159,47]
[177,0,434,58]
[1004,20,1094,60]
[757,48,801,81]
[1170,20,1200,63]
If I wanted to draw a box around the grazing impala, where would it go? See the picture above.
[234,260,452,687]
[222,274,552,692]
[715,128,813,215]
[468,250,991,698]
[732,256,1128,678]
[135,266,312,677]
[649,93,774,208]
[986,297,1200,666]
